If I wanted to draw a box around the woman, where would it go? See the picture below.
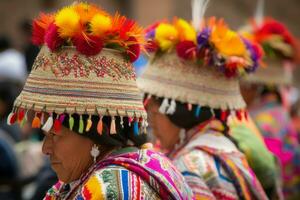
[138,6,268,200]
[8,3,193,199]
[240,16,300,199]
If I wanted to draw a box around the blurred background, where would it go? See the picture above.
[0,0,299,199]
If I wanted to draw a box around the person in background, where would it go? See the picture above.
[138,0,268,199]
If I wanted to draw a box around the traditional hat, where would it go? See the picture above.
[7,3,147,136]
[240,0,299,86]
[137,0,263,117]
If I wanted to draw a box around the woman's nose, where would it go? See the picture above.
[42,135,53,155]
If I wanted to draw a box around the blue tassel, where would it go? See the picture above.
[195,105,201,117]
[133,120,139,136]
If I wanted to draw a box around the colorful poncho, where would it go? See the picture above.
[44,147,193,200]
[167,120,268,200]
[228,116,282,199]
[250,100,300,199]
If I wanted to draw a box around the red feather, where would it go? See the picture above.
[32,20,46,45]
[45,23,63,51]
[176,41,197,60]
[126,36,140,62]
[73,34,103,56]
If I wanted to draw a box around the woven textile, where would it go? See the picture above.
[14,46,146,118]
[168,120,268,200]
[44,147,193,200]
[138,52,246,110]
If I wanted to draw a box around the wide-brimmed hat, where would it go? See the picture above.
[8,2,147,136]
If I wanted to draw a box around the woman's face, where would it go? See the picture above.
[146,98,180,151]
[42,125,94,183]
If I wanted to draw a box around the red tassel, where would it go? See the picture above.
[221,110,227,121]
[18,110,25,122]
[54,116,62,133]
[236,110,242,121]
[10,113,17,124]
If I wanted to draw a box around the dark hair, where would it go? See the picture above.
[60,113,148,148]
[260,85,282,103]
[0,36,11,52]
[149,95,234,142]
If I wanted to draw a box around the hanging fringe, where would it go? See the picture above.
[42,114,54,132]
[195,105,202,117]
[97,116,103,135]
[210,108,215,118]
[236,110,242,121]
[86,115,93,132]
[142,119,148,134]
[69,114,74,130]
[32,113,41,128]
[18,109,25,122]
[192,0,210,31]
[159,98,169,114]
[110,116,117,134]
[220,110,227,122]
[7,112,17,125]
[120,116,124,128]
[166,99,176,114]
[133,119,139,136]
[54,115,62,133]
[78,115,84,134]
[254,0,265,27]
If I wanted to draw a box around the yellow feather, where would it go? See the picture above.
[90,14,112,36]
[155,23,178,51]
[175,18,196,42]
[55,7,81,38]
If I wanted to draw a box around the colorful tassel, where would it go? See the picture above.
[120,116,124,128]
[7,112,17,125]
[236,110,242,121]
[69,114,74,130]
[54,115,62,133]
[133,119,139,136]
[78,115,84,134]
[159,98,169,114]
[187,103,193,111]
[210,108,215,118]
[143,120,148,134]
[97,116,103,135]
[110,116,116,134]
[86,115,93,132]
[221,110,227,121]
[42,114,54,132]
[18,109,25,122]
[195,105,202,117]
[32,113,41,128]
[166,99,176,114]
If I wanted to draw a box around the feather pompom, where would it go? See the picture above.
[176,41,197,60]
[73,34,103,56]
[175,18,196,42]
[126,37,140,62]
[55,7,81,38]
[31,13,54,45]
[74,3,104,25]
[155,23,178,51]
[45,23,63,51]
[90,14,112,36]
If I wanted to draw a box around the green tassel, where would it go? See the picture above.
[20,117,26,128]
[69,114,74,131]
[79,115,84,134]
